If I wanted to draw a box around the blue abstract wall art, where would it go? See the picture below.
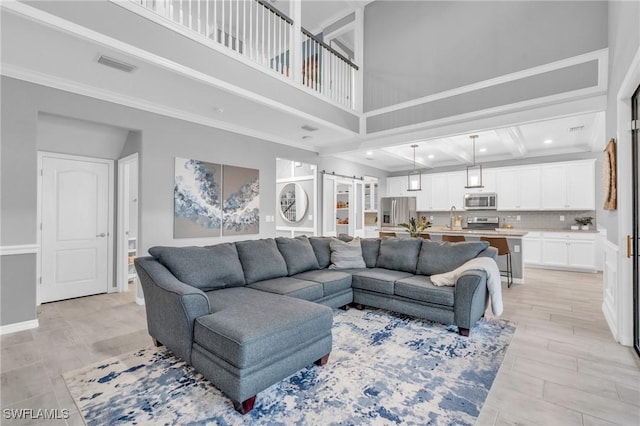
[174,158,259,238]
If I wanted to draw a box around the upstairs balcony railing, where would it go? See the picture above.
[129,0,358,109]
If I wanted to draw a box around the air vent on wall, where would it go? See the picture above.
[301,125,319,132]
[568,125,585,133]
[97,55,137,73]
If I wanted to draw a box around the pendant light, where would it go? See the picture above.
[407,144,422,191]
[465,135,484,188]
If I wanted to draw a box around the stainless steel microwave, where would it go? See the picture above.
[464,193,497,210]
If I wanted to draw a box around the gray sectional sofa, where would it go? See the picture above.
[135,236,497,414]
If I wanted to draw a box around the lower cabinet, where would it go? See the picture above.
[524,232,596,272]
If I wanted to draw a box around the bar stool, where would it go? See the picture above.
[442,235,466,243]
[420,234,431,240]
[379,232,396,238]
[481,237,513,288]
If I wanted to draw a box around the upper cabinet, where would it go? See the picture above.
[387,159,595,212]
[496,166,541,210]
[540,160,595,210]
[386,176,410,197]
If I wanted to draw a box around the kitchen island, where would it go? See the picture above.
[379,226,528,284]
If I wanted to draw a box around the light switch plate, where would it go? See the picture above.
[560,215,565,221]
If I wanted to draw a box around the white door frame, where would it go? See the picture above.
[117,153,138,292]
[612,45,640,346]
[37,151,115,304]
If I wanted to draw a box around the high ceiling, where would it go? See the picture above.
[1,1,605,174]
[335,112,605,172]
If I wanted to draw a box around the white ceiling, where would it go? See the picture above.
[1,1,605,174]
[335,112,605,172]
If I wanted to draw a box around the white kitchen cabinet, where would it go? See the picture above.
[523,232,542,264]
[496,166,541,210]
[566,162,595,209]
[364,180,379,212]
[533,232,596,272]
[421,172,466,211]
[540,160,595,210]
[386,176,409,197]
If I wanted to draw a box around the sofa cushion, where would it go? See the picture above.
[375,238,422,273]
[293,270,352,297]
[351,268,414,295]
[248,277,323,301]
[395,275,455,306]
[309,237,332,269]
[329,237,366,269]
[360,238,381,268]
[275,236,320,275]
[194,287,332,369]
[235,239,288,284]
[416,240,490,276]
[148,244,245,291]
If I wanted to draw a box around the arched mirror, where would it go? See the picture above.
[279,183,308,223]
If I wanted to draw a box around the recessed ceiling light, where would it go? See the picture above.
[479,148,487,153]
[428,154,434,159]
[301,125,318,132]
[302,135,312,140]
[366,151,373,156]
[544,139,553,144]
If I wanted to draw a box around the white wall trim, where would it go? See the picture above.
[0,244,39,256]
[602,239,620,343]
[364,48,608,118]
[0,319,39,335]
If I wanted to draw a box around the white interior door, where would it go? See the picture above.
[40,155,111,303]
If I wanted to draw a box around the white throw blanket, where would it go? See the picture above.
[430,257,504,316]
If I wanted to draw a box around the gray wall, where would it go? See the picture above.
[1,254,37,326]
[0,76,386,327]
[601,0,640,244]
[363,1,608,112]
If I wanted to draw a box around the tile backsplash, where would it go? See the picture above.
[416,210,597,230]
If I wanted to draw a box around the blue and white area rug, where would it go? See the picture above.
[63,308,514,425]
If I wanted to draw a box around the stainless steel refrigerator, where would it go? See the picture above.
[380,196,417,227]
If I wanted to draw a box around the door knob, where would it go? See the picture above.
[96,233,106,238]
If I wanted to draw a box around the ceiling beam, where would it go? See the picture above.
[433,138,472,163]
[495,127,528,157]
[380,147,432,169]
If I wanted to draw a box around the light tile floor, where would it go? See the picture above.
[1,270,639,425]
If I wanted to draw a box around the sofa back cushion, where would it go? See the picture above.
[376,238,422,273]
[148,243,245,291]
[329,237,366,269]
[416,240,490,275]
[235,238,289,284]
[309,237,332,269]
[360,238,381,268]
[275,236,320,275]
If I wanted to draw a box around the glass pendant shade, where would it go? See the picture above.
[465,164,483,188]
[465,135,484,189]
[407,144,422,191]
[407,170,421,191]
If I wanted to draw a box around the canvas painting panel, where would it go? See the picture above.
[174,157,222,238]
[222,165,260,236]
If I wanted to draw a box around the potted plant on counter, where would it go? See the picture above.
[574,216,593,231]
[399,217,432,238]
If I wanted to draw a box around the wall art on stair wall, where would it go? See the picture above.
[174,158,259,238]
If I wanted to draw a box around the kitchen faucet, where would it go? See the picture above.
[450,205,456,229]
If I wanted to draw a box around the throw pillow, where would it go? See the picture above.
[275,236,320,275]
[360,238,381,268]
[235,239,288,284]
[149,244,245,291]
[309,237,332,268]
[416,240,490,276]
[329,237,366,269]
[376,237,422,273]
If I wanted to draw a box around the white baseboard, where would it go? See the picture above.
[136,296,145,306]
[0,319,39,335]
